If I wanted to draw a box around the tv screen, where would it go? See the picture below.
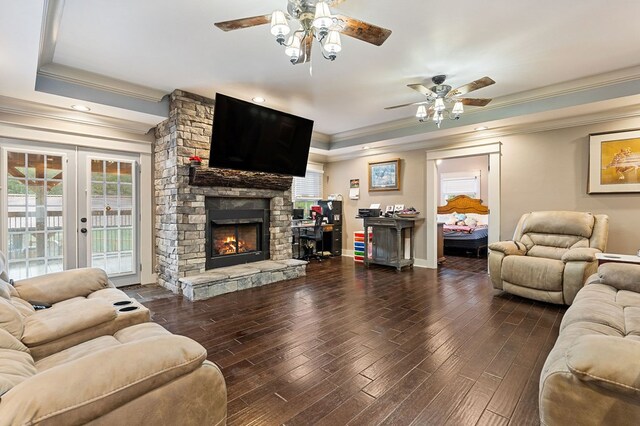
[209,93,314,177]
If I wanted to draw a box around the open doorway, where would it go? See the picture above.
[425,143,501,269]
[436,155,489,271]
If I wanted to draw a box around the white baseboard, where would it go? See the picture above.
[340,249,432,269]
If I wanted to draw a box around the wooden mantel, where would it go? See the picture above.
[189,166,293,191]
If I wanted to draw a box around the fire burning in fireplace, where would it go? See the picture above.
[215,235,252,255]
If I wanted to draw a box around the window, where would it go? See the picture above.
[292,163,324,214]
[441,170,480,204]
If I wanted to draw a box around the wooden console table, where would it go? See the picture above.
[359,216,423,271]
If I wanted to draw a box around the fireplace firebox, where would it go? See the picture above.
[205,197,270,269]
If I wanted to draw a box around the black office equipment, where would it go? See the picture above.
[209,93,314,177]
[317,200,342,256]
[357,208,381,218]
[292,209,304,220]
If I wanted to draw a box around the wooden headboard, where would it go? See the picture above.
[437,195,489,215]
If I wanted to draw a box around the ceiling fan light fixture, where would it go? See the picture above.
[270,10,290,43]
[452,101,464,116]
[416,105,428,120]
[285,34,302,62]
[313,2,334,36]
[323,30,342,57]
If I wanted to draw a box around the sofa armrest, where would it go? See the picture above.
[0,335,207,424]
[561,247,600,263]
[21,298,116,346]
[488,241,527,256]
[567,335,640,398]
[590,263,640,292]
[13,268,113,304]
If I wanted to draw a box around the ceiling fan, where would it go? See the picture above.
[214,0,392,65]
[386,75,496,128]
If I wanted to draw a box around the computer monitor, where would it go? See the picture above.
[292,209,304,220]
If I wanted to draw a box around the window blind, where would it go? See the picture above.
[292,167,323,200]
[441,171,480,203]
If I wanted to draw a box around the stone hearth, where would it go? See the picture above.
[154,90,305,299]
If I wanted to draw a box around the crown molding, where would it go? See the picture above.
[38,63,167,103]
[0,95,156,136]
[38,0,64,68]
[320,102,640,162]
[329,65,640,146]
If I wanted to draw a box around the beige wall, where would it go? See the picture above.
[325,116,640,259]
[325,150,427,259]
[438,155,489,203]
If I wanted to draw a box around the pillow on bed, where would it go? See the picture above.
[464,217,478,227]
[466,213,488,226]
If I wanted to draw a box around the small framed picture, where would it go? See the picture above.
[368,159,401,191]
[385,205,394,213]
[394,204,405,212]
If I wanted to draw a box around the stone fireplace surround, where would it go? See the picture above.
[154,90,305,299]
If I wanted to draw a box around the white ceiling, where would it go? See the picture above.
[2,0,640,149]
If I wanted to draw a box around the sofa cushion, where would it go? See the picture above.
[114,322,172,343]
[0,349,36,396]
[35,336,120,372]
[561,284,625,333]
[502,256,565,291]
[0,278,17,300]
[21,299,117,346]
[0,328,28,353]
[0,297,24,339]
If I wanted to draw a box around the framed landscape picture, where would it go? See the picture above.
[589,129,640,193]
[368,159,401,191]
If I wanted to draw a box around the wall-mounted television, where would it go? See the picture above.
[209,93,314,177]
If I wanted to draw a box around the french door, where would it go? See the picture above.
[1,140,140,287]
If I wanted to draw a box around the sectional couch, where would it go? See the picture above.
[0,262,226,425]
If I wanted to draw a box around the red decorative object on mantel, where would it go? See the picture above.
[189,155,202,166]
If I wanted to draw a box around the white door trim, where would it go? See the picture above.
[425,142,502,268]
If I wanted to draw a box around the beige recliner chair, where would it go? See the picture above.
[489,211,608,305]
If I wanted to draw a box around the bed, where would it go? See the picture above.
[437,195,489,258]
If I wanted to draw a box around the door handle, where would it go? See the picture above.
[80,228,88,234]
[80,217,87,223]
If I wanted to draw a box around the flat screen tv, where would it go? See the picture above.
[209,93,314,177]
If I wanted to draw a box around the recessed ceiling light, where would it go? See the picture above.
[252,97,265,103]
[71,104,91,112]
[474,126,488,131]
[362,146,370,150]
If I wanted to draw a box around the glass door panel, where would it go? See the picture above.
[5,151,65,279]
[89,159,136,277]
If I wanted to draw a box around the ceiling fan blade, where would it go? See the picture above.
[385,100,429,110]
[407,83,437,98]
[214,14,271,32]
[459,98,493,107]
[293,34,313,65]
[446,77,495,98]
[335,15,392,46]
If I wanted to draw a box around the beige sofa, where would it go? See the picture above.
[489,211,609,305]
[0,261,227,425]
[540,262,640,425]
[0,267,150,359]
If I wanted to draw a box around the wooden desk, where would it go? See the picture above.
[359,216,423,271]
[596,253,640,266]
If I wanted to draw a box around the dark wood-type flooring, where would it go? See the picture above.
[126,256,564,425]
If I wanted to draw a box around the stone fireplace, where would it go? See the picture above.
[154,90,304,299]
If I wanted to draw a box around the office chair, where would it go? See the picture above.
[300,214,325,262]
